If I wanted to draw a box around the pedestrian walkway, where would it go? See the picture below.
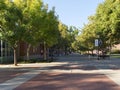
[0,70,40,90]
[0,54,120,90]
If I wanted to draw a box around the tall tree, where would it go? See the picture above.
[78,0,120,54]
[95,0,120,45]
[21,0,45,60]
[0,0,25,66]
[41,7,60,60]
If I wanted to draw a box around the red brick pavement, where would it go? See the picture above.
[14,72,120,90]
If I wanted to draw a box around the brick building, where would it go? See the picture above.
[0,41,44,64]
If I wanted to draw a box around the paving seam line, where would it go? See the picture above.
[0,70,40,90]
[95,65,120,86]
[103,71,120,86]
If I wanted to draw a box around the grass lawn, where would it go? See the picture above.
[111,54,120,58]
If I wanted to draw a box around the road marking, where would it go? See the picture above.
[99,70,120,86]
[0,70,40,90]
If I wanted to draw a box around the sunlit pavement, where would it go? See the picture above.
[0,54,120,90]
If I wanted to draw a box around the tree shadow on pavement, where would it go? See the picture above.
[14,72,120,90]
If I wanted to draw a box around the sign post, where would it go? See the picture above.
[95,39,99,46]
[95,39,99,60]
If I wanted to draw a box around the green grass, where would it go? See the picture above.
[111,54,120,58]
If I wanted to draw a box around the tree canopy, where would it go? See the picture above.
[0,0,61,65]
[77,0,120,53]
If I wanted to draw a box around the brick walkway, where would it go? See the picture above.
[14,72,120,90]
[0,54,120,90]
[0,70,27,83]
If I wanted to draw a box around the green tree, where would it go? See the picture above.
[95,0,120,46]
[58,22,69,55]
[21,0,45,60]
[0,0,25,66]
[77,22,96,53]
[79,0,120,54]
[57,22,79,54]
[41,7,60,60]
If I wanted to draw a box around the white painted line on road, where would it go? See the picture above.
[104,71,120,86]
[96,68,120,86]
[0,70,40,90]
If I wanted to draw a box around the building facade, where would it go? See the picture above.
[0,41,44,64]
[0,40,13,64]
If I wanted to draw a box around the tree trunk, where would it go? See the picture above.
[65,46,67,55]
[43,41,47,60]
[92,50,93,55]
[14,48,17,66]
[26,44,31,60]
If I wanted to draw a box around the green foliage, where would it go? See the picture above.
[77,0,120,53]
[0,0,61,65]
[42,7,60,47]
[76,22,96,52]
[95,0,120,44]
[57,22,79,53]
[0,0,24,48]
[20,0,43,43]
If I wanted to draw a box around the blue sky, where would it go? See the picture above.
[43,0,104,28]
